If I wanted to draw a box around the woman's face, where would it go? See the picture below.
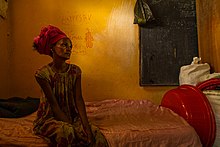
[53,38,72,59]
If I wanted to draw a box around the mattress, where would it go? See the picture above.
[0,99,202,147]
[0,111,48,147]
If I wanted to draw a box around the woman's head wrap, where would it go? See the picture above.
[33,25,68,56]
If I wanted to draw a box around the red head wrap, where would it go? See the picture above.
[33,25,68,56]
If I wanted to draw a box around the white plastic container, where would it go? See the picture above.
[203,90,220,147]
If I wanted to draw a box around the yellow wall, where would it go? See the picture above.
[0,14,9,97]
[196,0,220,72]
[2,0,175,104]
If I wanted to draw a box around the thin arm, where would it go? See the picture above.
[74,74,94,141]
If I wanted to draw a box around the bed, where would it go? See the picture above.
[1,81,218,147]
[0,99,201,147]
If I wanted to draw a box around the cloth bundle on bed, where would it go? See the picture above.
[0,97,40,118]
[0,99,202,147]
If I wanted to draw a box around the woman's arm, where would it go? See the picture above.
[35,76,71,123]
[74,75,94,143]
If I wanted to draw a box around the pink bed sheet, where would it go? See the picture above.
[86,99,202,147]
[0,99,202,147]
[0,112,48,147]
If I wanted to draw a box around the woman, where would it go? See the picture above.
[33,25,108,147]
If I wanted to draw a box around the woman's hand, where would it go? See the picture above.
[84,127,95,145]
[88,133,95,144]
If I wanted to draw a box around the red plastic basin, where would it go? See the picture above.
[161,85,216,147]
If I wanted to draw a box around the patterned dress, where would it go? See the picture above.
[33,63,108,147]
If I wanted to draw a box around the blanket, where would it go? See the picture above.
[0,97,40,118]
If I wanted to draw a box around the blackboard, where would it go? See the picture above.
[140,0,198,86]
